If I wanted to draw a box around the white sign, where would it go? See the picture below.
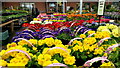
[97,0,105,15]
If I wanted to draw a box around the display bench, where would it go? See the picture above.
[0,19,18,41]
[0,19,18,33]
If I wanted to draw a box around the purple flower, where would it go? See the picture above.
[42,35,55,39]
[12,36,21,42]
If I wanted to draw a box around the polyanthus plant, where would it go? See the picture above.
[37,47,76,67]
[7,37,64,54]
[67,30,117,67]
[97,24,120,39]
[0,45,33,67]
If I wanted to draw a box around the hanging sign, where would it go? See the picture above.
[97,0,105,15]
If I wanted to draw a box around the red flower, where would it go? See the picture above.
[22,23,30,27]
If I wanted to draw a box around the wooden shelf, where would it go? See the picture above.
[0,19,18,27]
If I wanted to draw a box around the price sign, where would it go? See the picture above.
[97,0,105,15]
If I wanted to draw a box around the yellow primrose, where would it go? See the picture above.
[94,49,103,55]
[54,39,62,45]
[0,60,7,66]
[100,62,113,67]
[101,29,111,33]
[42,60,52,66]
[42,48,50,54]
[112,28,120,37]
[83,37,96,45]
[60,53,71,58]
[52,59,59,63]
[2,54,10,59]
[7,42,17,49]
[107,24,118,30]
[10,52,18,57]
[28,39,38,45]
[32,47,38,51]
[38,40,45,46]
[44,38,54,47]
[18,40,29,46]
[7,62,26,66]
[63,56,76,65]
[73,45,80,51]
[10,58,21,63]
[0,50,6,56]
[89,46,95,52]
[103,53,108,57]
[72,40,78,46]
[38,54,51,61]
[55,44,67,49]
[79,34,86,38]
[88,30,95,35]
[79,46,84,52]
[77,41,82,46]
[33,18,39,21]
[83,45,90,51]
[97,26,108,32]
[21,58,29,65]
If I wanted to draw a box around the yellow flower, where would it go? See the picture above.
[79,46,84,52]
[52,59,59,63]
[103,53,108,57]
[2,54,10,59]
[60,53,70,58]
[94,49,103,55]
[38,54,51,61]
[54,39,62,45]
[33,18,38,21]
[88,30,95,35]
[42,48,50,54]
[38,40,45,46]
[21,58,29,65]
[7,63,26,66]
[44,38,54,47]
[101,29,111,34]
[83,45,90,50]
[42,60,52,66]
[10,58,21,63]
[107,24,118,30]
[32,47,38,51]
[10,52,18,57]
[83,37,96,45]
[55,44,67,49]
[29,39,38,45]
[7,42,17,48]
[0,50,6,56]
[18,40,29,46]
[73,45,80,51]
[100,62,113,67]
[89,46,95,52]
[97,26,108,32]
[63,56,76,65]
[0,60,7,66]
[112,28,120,37]
[77,41,82,46]
[79,34,86,38]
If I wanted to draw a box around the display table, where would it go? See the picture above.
[0,19,18,32]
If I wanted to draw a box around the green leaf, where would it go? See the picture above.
[88,54,93,58]
[36,52,41,56]
[81,55,87,61]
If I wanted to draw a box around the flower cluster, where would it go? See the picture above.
[97,23,120,37]
[0,46,32,67]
